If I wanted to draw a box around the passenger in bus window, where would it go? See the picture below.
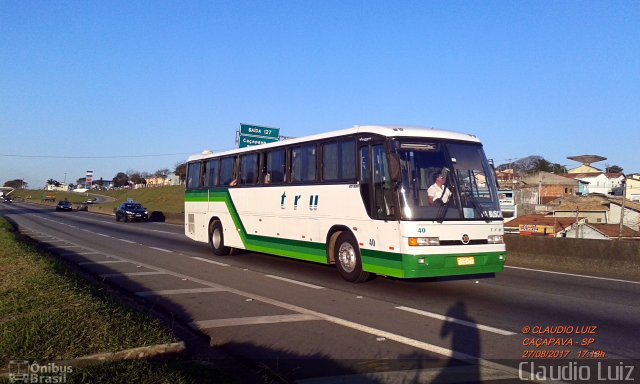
[427,174,452,205]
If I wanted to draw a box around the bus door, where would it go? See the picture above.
[359,142,397,221]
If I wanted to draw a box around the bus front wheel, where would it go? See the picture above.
[209,220,231,256]
[335,232,370,283]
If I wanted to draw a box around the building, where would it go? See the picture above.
[626,174,640,202]
[551,200,609,224]
[517,172,579,204]
[559,172,625,196]
[608,199,640,231]
[45,183,69,192]
[564,223,640,240]
[145,177,172,187]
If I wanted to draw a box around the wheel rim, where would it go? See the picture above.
[212,228,222,249]
[338,241,356,273]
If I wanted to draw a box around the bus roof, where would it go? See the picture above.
[187,125,482,162]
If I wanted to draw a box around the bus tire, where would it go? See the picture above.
[209,220,231,256]
[335,232,370,283]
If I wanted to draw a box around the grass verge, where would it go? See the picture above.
[0,217,177,364]
[10,186,185,222]
[0,217,236,383]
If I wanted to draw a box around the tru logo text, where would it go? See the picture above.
[280,192,319,211]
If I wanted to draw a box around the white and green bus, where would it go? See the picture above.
[185,125,506,282]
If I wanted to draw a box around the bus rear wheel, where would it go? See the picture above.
[209,220,231,256]
[335,232,370,283]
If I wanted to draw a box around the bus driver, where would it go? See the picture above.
[427,173,452,205]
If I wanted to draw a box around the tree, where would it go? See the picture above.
[77,177,87,185]
[154,168,170,179]
[112,172,129,188]
[174,162,187,184]
[529,158,553,174]
[4,179,27,189]
[129,172,146,185]
[606,165,623,173]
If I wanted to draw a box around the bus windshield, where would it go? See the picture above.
[395,140,502,221]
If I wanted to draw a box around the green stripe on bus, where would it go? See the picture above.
[185,189,505,277]
[187,189,327,263]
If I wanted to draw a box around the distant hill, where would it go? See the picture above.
[497,155,544,175]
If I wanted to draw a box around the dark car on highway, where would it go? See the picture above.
[55,200,73,211]
[115,202,149,222]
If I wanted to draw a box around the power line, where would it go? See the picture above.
[0,153,191,159]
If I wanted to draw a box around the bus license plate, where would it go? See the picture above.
[456,256,475,266]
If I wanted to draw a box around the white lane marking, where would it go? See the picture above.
[505,265,640,285]
[148,229,183,236]
[61,251,99,256]
[192,256,229,266]
[396,306,516,336]
[46,239,66,243]
[149,246,173,253]
[265,275,324,289]
[100,272,166,278]
[192,314,320,329]
[135,287,225,297]
[117,238,137,244]
[96,233,111,238]
[78,260,128,266]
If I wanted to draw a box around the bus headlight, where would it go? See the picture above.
[488,235,504,244]
[408,237,440,246]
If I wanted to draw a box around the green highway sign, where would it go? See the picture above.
[240,123,279,139]
[238,134,279,148]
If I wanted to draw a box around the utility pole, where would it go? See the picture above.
[575,205,580,238]
[618,178,626,240]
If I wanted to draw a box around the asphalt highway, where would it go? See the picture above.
[2,202,639,383]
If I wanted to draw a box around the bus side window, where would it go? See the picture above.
[265,149,286,184]
[220,157,235,186]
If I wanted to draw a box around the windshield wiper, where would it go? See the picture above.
[465,190,492,223]
[435,197,451,223]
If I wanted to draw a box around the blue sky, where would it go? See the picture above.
[1,0,638,187]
